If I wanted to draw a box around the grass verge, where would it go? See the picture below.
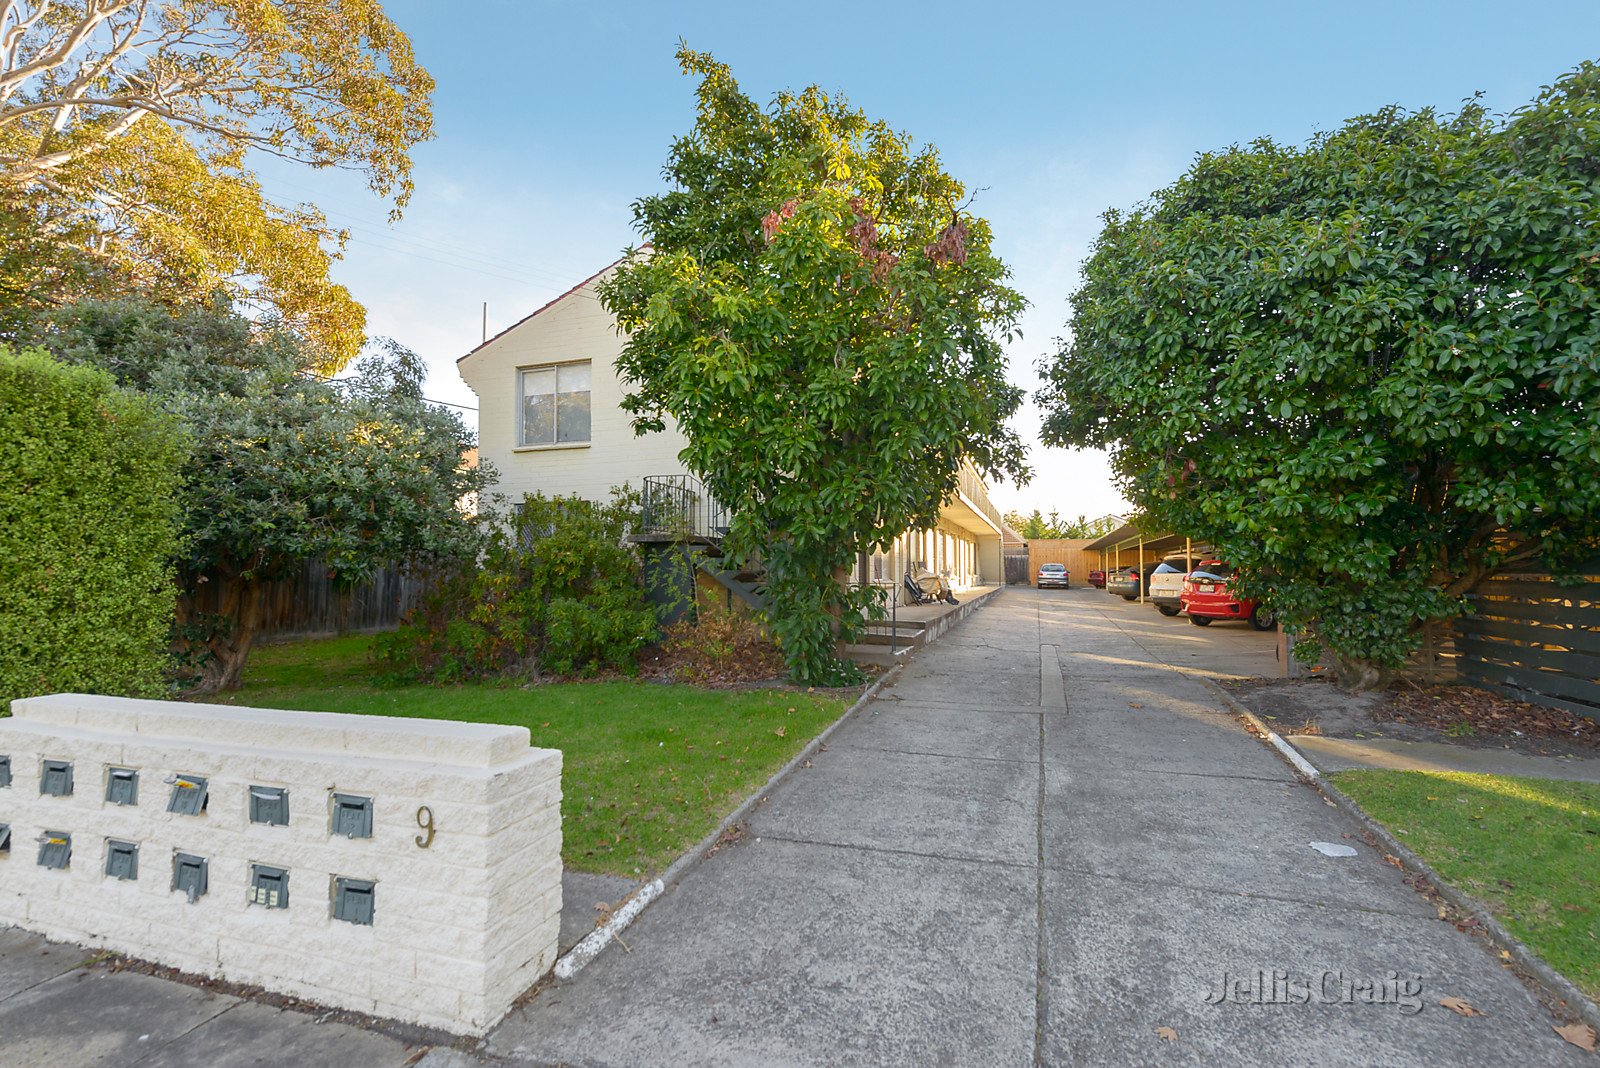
[227,636,852,878]
[1331,769,1600,1001]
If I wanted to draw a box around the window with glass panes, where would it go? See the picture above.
[519,362,591,446]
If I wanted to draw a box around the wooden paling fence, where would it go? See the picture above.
[189,558,431,642]
[1453,563,1600,722]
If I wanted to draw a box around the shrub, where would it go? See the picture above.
[0,345,186,707]
[374,491,656,682]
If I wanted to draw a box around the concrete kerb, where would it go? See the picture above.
[1201,676,1600,1036]
[550,661,909,982]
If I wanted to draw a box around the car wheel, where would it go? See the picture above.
[1157,605,1179,617]
[1188,615,1212,627]
[1250,606,1276,631]
[1122,594,1138,601]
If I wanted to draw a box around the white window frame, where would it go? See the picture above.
[515,360,592,450]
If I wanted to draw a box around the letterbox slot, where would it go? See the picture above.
[166,774,209,816]
[172,852,208,902]
[330,793,373,839]
[0,754,11,788]
[249,864,289,909]
[41,759,73,797]
[0,823,10,852]
[249,786,289,827]
[105,767,139,806]
[105,839,139,881]
[332,877,375,925]
[37,831,71,869]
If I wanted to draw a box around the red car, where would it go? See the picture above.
[1180,560,1275,630]
[1088,569,1106,589]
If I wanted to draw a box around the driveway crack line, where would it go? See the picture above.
[749,833,1037,872]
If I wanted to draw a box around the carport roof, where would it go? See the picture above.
[1084,520,1203,558]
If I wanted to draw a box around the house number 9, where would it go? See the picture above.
[415,805,435,849]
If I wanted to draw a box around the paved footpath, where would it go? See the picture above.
[490,587,1585,1065]
[0,588,1586,1066]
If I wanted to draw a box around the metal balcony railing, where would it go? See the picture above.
[957,461,1006,534]
[640,474,729,542]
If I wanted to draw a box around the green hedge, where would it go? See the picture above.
[0,345,186,708]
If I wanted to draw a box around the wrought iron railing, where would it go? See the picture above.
[640,474,729,541]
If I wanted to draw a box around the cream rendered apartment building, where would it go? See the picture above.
[456,256,1007,597]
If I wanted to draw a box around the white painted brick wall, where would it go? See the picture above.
[458,261,695,505]
[0,694,562,1036]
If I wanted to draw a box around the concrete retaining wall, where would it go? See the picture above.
[0,694,562,1036]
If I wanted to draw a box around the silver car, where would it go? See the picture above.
[1037,563,1070,589]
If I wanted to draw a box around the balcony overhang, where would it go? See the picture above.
[939,490,1004,539]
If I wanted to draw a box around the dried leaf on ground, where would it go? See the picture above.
[1154,1026,1178,1042]
[1438,996,1486,1017]
[1554,1022,1598,1051]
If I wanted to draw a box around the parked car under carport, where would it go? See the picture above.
[1180,561,1276,630]
[1105,562,1158,600]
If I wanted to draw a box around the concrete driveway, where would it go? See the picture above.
[1060,581,1281,679]
[489,586,1583,1066]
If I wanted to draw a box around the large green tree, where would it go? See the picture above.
[0,0,433,367]
[601,47,1029,684]
[1037,63,1600,688]
[35,299,491,691]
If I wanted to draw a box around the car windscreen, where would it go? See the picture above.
[1190,563,1233,581]
[1153,562,1186,574]
[1040,564,1065,573]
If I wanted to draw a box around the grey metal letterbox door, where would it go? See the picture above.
[37,832,71,869]
[106,767,139,806]
[40,759,73,797]
[167,774,208,815]
[249,864,289,909]
[249,786,289,826]
[0,755,11,787]
[332,877,375,925]
[330,794,373,839]
[105,840,139,880]
[172,853,208,902]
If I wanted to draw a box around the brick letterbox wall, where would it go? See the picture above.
[0,694,562,1035]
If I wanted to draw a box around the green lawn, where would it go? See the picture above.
[1332,769,1600,1000]
[226,636,851,877]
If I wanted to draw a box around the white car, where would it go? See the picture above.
[1147,557,1193,616]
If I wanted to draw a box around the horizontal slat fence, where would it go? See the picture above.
[1454,563,1600,721]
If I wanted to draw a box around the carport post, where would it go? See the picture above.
[1186,537,1192,572]
[1138,535,1145,603]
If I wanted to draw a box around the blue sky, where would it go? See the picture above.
[261,1,1600,520]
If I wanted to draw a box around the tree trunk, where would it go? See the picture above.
[178,571,265,695]
[1328,652,1396,693]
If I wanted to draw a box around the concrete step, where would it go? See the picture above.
[839,642,916,668]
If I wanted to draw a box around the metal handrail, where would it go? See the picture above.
[640,474,729,541]
[956,461,1006,534]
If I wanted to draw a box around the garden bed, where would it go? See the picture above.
[1225,676,1600,759]
[224,636,852,877]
